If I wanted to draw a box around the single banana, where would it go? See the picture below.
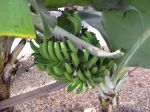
[76,82,83,94]
[97,66,106,73]
[46,61,59,68]
[39,43,45,58]
[84,69,91,79]
[67,77,81,92]
[48,41,58,61]
[85,57,99,69]
[72,13,82,32]
[33,53,50,65]
[84,31,94,43]
[54,42,64,61]
[81,35,91,43]
[66,40,77,53]
[91,66,98,74]
[65,62,73,74]
[51,73,69,82]
[41,41,52,60]
[77,70,86,81]
[82,49,89,62]
[53,65,65,76]
[66,15,79,34]
[46,66,55,75]
[91,75,103,83]
[106,60,114,70]
[71,52,79,68]
[60,41,70,61]
[99,58,104,65]
[64,71,73,81]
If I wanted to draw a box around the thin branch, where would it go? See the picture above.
[10,39,26,65]
[3,39,26,84]
[53,26,124,58]
[0,82,68,110]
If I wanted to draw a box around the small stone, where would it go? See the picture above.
[84,108,96,112]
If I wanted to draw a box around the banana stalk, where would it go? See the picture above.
[53,26,124,58]
[98,69,129,112]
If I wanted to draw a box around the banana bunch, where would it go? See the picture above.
[30,9,114,94]
[57,9,82,35]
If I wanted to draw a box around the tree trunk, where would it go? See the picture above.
[0,37,14,112]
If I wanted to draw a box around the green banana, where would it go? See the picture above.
[84,31,94,43]
[100,58,104,65]
[72,12,82,32]
[64,72,73,81]
[77,70,86,81]
[91,66,98,74]
[41,41,52,60]
[71,52,80,68]
[53,64,65,76]
[46,61,59,68]
[48,41,58,61]
[54,42,64,61]
[92,75,103,83]
[60,41,70,61]
[39,43,45,58]
[76,82,83,94]
[84,69,91,79]
[65,62,73,74]
[66,15,79,34]
[51,73,68,82]
[97,66,106,73]
[67,40,77,53]
[33,53,50,65]
[46,66,55,75]
[81,35,91,43]
[67,77,81,92]
[106,60,114,70]
[82,49,89,62]
[30,41,39,53]
[85,57,99,69]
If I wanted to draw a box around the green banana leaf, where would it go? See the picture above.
[79,0,150,69]
[0,0,35,38]
[29,0,57,39]
[103,0,150,69]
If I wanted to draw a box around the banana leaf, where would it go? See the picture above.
[80,0,150,69]
[0,0,35,38]
[103,0,150,69]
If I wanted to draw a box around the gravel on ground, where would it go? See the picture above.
[10,56,150,112]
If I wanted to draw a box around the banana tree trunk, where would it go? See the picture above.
[0,37,14,111]
[0,37,26,112]
[98,69,129,112]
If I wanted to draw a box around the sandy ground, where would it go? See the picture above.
[10,56,150,112]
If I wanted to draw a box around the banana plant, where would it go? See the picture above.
[0,0,150,112]
[40,0,150,112]
[0,0,35,111]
